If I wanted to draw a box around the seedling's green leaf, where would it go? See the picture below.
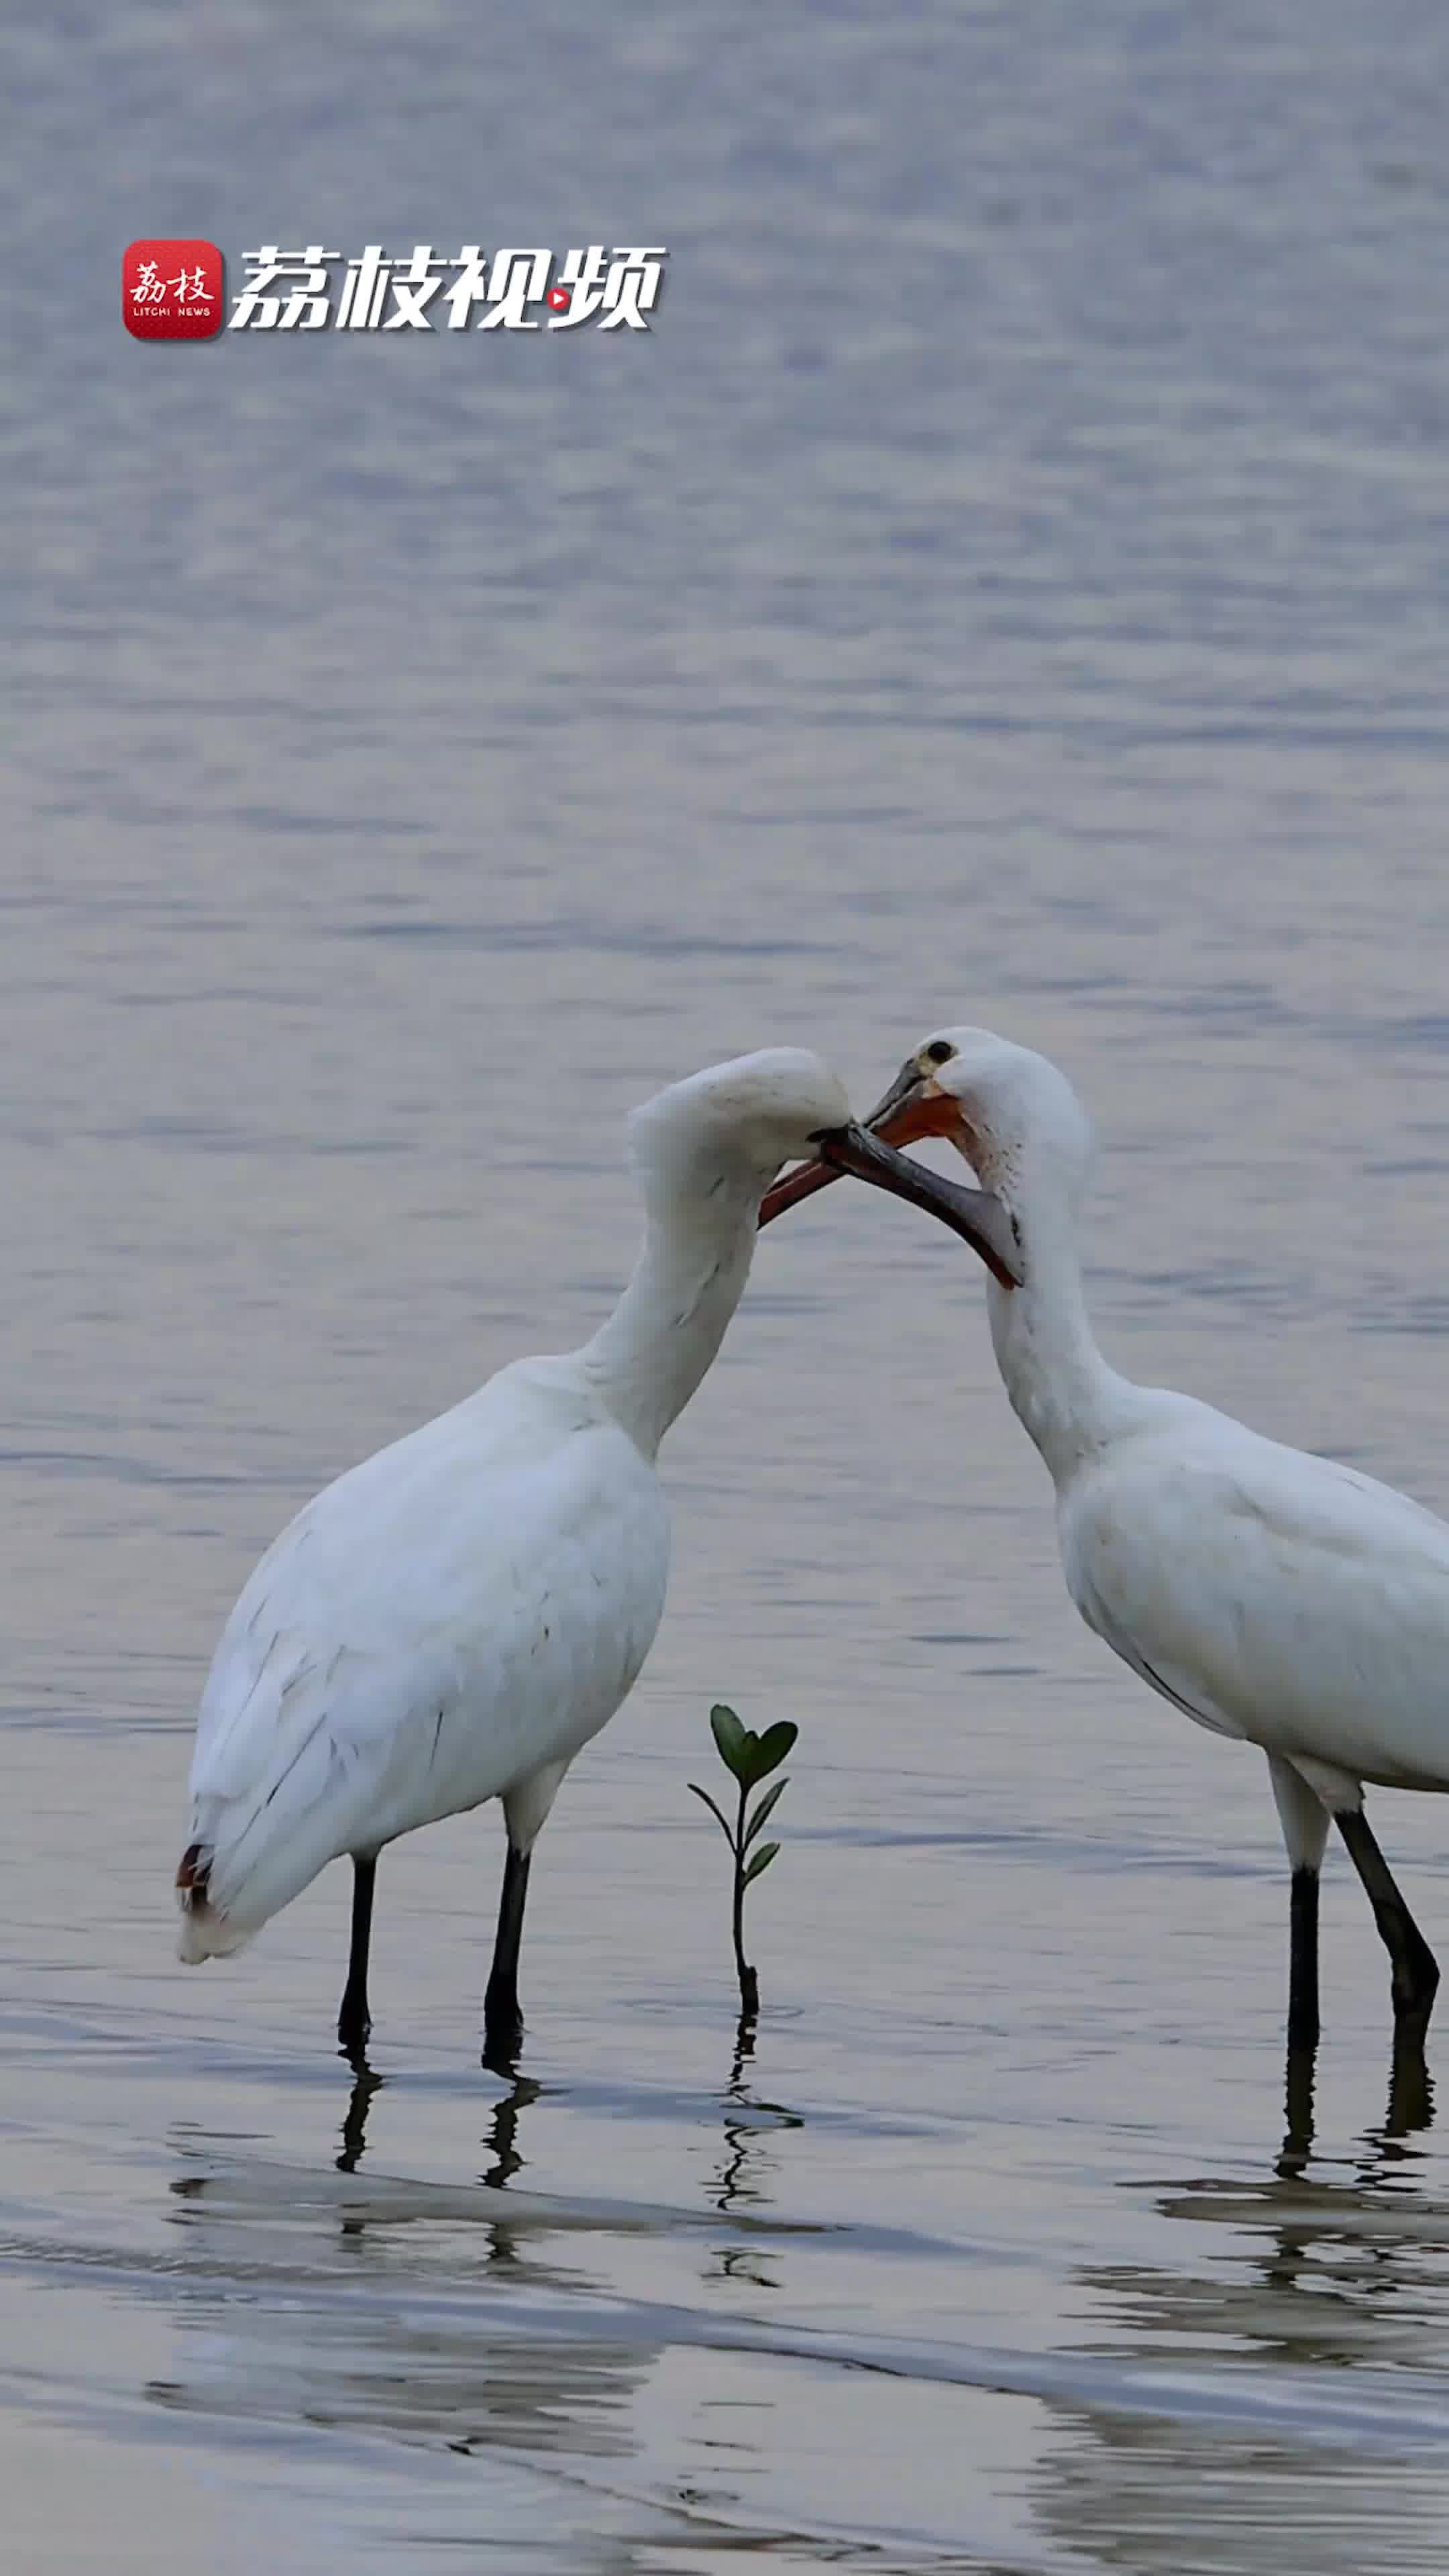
[688,1781,735,1843]
[743,1777,789,1845]
[743,1721,798,1786]
[696,1701,801,2012]
[710,1703,749,1779]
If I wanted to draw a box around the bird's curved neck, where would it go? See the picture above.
[987,1193,1129,1483]
[579,1174,759,1459]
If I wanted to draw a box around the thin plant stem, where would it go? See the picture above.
[732,1775,759,2019]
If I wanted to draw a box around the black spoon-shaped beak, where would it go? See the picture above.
[792,1120,1022,1289]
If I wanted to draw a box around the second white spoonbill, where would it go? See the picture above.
[176,1046,990,2063]
[764,1027,1448,2072]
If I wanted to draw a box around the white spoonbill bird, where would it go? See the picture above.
[762,1026,1449,2068]
[176,1046,989,2063]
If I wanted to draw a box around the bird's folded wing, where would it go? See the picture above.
[189,1405,664,1832]
[1063,1430,1449,1782]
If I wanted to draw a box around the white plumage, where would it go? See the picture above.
[765,1026,1448,2072]
[176,1048,854,2055]
[180,1371,667,1953]
[1061,1402,1449,1801]
[176,1043,969,2061]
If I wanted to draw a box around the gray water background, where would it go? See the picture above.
[6,4,1449,2567]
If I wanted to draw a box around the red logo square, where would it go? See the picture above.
[123,240,225,341]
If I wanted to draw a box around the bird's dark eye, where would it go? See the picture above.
[924,1039,955,1067]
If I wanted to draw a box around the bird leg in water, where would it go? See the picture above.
[483,1844,531,2070]
[1287,1866,1320,2054]
[337,1854,377,2054]
[1336,1807,1441,2050]
[1281,1868,1322,2168]
[1269,1754,1327,2061]
[1279,2038,1316,2176]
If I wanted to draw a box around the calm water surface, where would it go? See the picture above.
[7,4,1449,2567]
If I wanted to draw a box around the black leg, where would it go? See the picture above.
[1336,1806,1440,2051]
[482,1844,531,2071]
[1279,2040,1316,2177]
[1282,1862,1321,2167]
[337,1854,376,2054]
[1287,1864,1321,2053]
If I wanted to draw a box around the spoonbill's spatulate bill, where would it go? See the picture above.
[763,1028,1449,2075]
[176,1048,973,2065]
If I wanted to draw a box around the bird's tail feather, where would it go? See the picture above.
[175,1842,254,1962]
[175,1729,366,1962]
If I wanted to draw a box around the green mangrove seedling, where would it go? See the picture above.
[688,1703,798,2018]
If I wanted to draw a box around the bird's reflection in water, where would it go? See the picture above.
[336,2046,384,2177]
[333,2038,548,2262]
[1026,2044,1449,2575]
[1158,2040,1445,2358]
[1256,2057,1439,2326]
[1380,2042,1436,2150]
[331,2045,547,2272]
[1279,2033,1434,2182]
[475,2059,544,2266]
[156,2037,658,2465]
[481,2061,542,2192]
[708,2015,804,2288]
[333,2041,546,2188]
